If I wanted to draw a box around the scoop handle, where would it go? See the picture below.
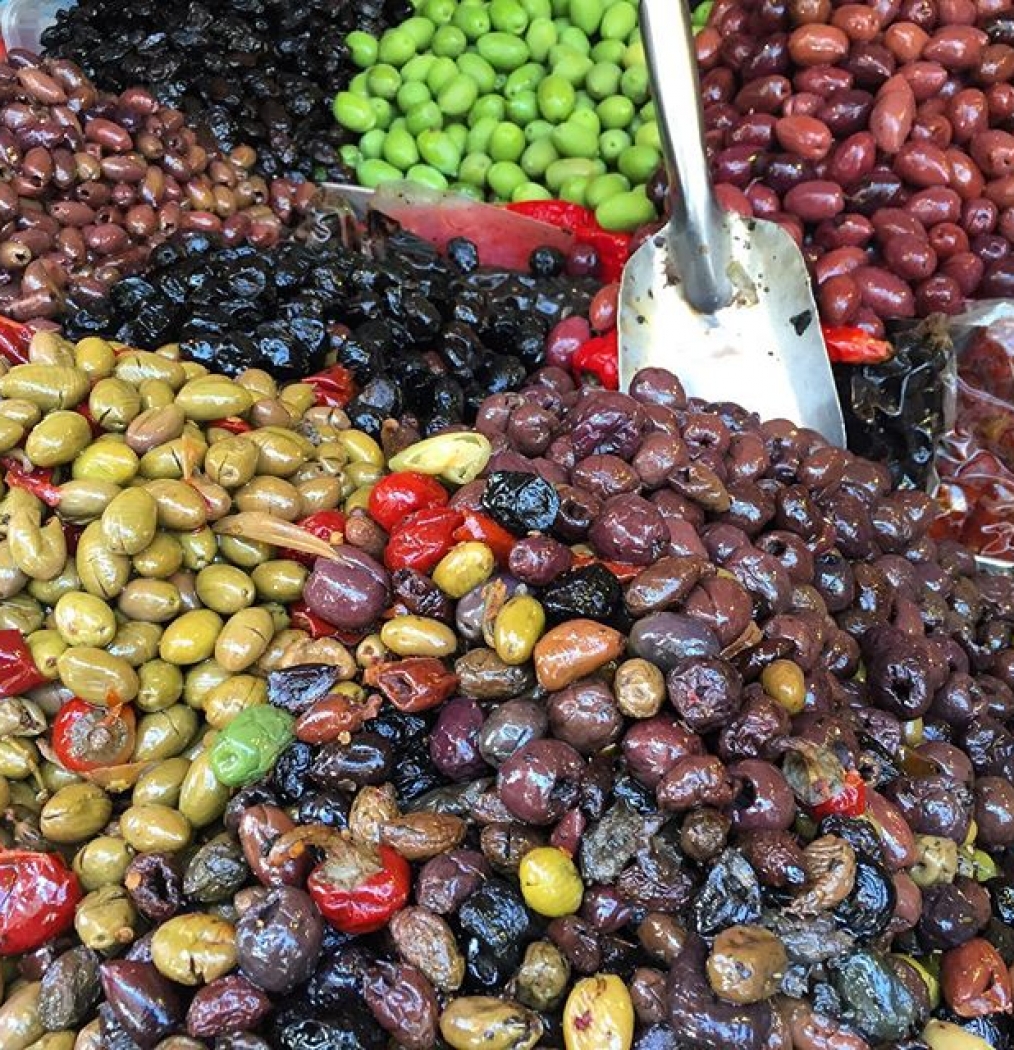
[639,0,733,313]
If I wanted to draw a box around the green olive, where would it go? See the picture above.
[0,397,41,428]
[145,480,208,531]
[0,980,44,1050]
[203,435,260,490]
[0,415,24,453]
[88,376,141,432]
[195,564,256,615]
[203,675,267,730]
[108,622,163,666]
[433,541,496,599]
[101,488,159,556]
[297,475,343,516]
[76,521,131,599]
[118,579,182,623]
[26,1032,77,1050]
[74,885,139,953]
[24,410,92,467]
[132,757,191,807]
[53,591,118,648]
[137,659,185,712]
[27,561,83,606]
[74,336,117,379]
[381,615,458,658]
[251,559,307,603]
[56,647,139,705]
[217,534,272,568]
[40,782,112,844]
[176,528,218,572]
[234,476,302,520]
[160,609,223,665]
[56,479,122,522]
[71,440,139,485]
[120,803,193,853]
[0,738,40,779]
[132,704,199,762]
[0,775,10,810]
[27,630,68,680]
[0,364,90,411]
[115,350,187,390]
[0,593,45,633]
[0,540,27,601]
[175,375,253,421]
[73,835,134,890]
[247,426,314,477]
[136,379,177,411]
[182,659,231,710]
[151,913,237,985]
[133,533,185,579]
[139,437,206,480]
[178,752,231,828]
[214,606,275,672]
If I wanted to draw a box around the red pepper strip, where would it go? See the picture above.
[384,506,464,573]
[572,330,619,391]
[453,510,516,564]
[3,461,62,507]
[63,522,84,556]
[210,417,253,434]
[505,200,595,231]
[305,364,356,408]
[279,510,347,566]
[822,325,894,365]
[0,316,31,365]
[0,630,47,700]
[368,471,449,534]
[580,228,633,284]
[0,850,82,955]
[75,403,103,438]
[570,552,644,582]
[810,768,867,819]
[289,601,367,646]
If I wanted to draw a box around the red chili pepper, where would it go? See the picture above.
[452,510,516,564]
[0,316,31,365]
[570,552,643,582]
[279,510,348,566]
[384,506,464,573]
[811,769,867,820]
[305,364,356,408]
[579,228,633,284]
[210,416,253,434]
[289,601,368,646]
[0,630,48,700]
[822,325,894,366]
[505,200,595,232]
[51,698,137,773]
[308,839,410,934]
[368,471,449,534]
[2,460,62,507]
[572,330,619,391]
[0,850,82,955]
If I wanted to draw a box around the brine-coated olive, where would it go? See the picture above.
[151,914,238,986]
[120,804,193,853]
[40,782,112,844]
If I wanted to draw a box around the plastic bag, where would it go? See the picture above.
[930,301,1014,569]
[833,315,956,492]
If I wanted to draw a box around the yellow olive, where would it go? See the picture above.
[115,350,186,390]
[381,615,458,658]
[160,610,224,665]
[176,376,254,421]
[74,336,117,378]
[73,836,135,890]
[53,591,118,647]
[40,782,113,844]
[433,542,495,599]
[121,803,193,853]
[195,564,256,615]
[71,440,139,485]
[57,647,139,704]
[101,488,159,555]
[88,376,142,432]
[24,410,92,467]
[133,533,185,579]
[151,914,237,985]
[203,675,268,729]
[494,596,546,666]
[214,607,275,672]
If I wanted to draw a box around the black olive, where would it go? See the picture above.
[540,564,623,624]
[267,664,344,716]
[482,471,561,535]
[296,789,351,829]
[271,742,316,803]
[817,815,885,864]
[693,849,762,936]
[271,1004,387,1050]
[529,246,566,278]
[833,857,896,940]
[457,879,539,986]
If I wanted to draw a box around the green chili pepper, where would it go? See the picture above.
[209,706,295,787]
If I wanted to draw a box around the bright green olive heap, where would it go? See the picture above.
[333,0,662,229]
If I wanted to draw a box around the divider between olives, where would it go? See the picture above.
[1,335,1014,1050]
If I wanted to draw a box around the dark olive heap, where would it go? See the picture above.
[63,228,599,437]
[40,0,411,182]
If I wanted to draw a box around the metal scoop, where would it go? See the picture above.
[619,0,846,446]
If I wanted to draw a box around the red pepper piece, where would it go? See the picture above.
[210,417,253,434]
[452,510,516,564]
[75,403,103,437]
[266,827,410,935]
[51,698,137,773]
[0,630,48,699]
[296,692,384,744]
[0,850,82,955]
[822,325,894,366]
[572,330,619,391]
[384,506,464,573]
[2,460,62,507]
[570,552,643,582]
[289,601,367,646]
[364,657,459,712]
[505,200,596,232]
[0,317,32,365]
[279,510,347,566]
[578,227,633,284]
[63,521,84,556]
[811,768,867,819]
[368,471,449,534]
[305,364,356,408]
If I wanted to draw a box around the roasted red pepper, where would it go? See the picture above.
[505,199,595,231]
[296,692,384,744]
[305,364,356,408]
[822,325,894,366]
[452,510,516,564]
[3,460,62,507]
[810,768,867,819]
[579,227,633,284]
[0,630,48,700]
[51,698,137,773]
[209,416,253,434]
[384,506,464,573]
[267,827,410,935]
[570,552,643,581]
[572,330,619,391]
[0,850,82,955]
[368,471,449,533]
[364,656,459,712]
[279,510,347,566]
[0,316,31,365]
[289,601,367,647]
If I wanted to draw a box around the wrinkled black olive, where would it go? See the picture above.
[540,564,623,624]
[267,664,344,716]
[458,879,539,989]
[832,857,896,941]
[693,849,762,936]
[482,471,561,534]
[829,950,919,1043]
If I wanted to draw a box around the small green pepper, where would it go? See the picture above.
[209,706,295,787]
